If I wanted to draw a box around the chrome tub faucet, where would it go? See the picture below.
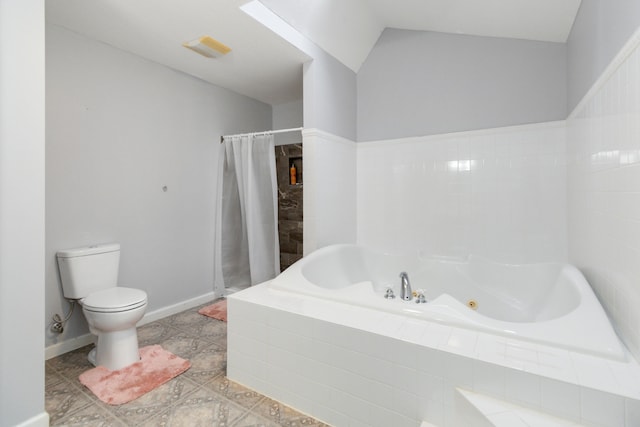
[400,271,412,301]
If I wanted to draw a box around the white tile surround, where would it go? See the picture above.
[302,129,357,255]
[357,121,567,265]
[455,389,586,427]
[567,27,640,363]
[228,285,640,426]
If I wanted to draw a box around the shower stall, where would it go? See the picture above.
[214,128,302,296]
[274,142,303,272]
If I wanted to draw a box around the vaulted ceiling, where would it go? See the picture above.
[46,0,581,106]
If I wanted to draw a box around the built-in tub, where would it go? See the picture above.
[270,244,626,361]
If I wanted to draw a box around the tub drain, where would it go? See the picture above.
[467,300,477,310]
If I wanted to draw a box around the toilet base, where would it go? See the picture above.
[92,327,141,371]
[88,347,97,366]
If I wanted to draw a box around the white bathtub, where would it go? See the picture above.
[270,244,627,361]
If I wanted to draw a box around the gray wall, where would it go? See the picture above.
[273,99,303,145]
[46,25,271,349]
[567,0,640,112]
[357,29,567,141]
[0,0,48,425]
[303,49,357,141]
[300,40,357,258]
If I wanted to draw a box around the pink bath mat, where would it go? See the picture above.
[78,345,190,405]
[198,299,227,322]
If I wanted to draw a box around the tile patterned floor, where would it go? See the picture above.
[45,300,330,426]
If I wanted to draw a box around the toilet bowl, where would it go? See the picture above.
[56,243,148,371]
[81,287,147,370]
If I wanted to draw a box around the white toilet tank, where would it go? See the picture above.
[57,243,121,300]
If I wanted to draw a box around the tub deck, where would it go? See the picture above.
[270,244,626,361]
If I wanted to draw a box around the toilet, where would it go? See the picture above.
[56,243,147,371]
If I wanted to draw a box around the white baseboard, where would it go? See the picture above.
[45,333,94,360]
[45,291,218,360]
[139,291,216,326]
[15,412,49,427]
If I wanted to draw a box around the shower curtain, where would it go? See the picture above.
[214,133,280,296]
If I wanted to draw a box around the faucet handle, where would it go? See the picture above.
[384,287,395,299]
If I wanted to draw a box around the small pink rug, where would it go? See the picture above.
[198,299,227,322]
[79,345,190,405]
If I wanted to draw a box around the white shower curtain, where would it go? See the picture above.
[214,133,280,296]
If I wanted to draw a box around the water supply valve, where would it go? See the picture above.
[51,314,64,333]
[50,300,76,334]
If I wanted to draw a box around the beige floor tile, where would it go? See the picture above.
[186,318,228,346]
[230,412,281,427]
[202,375,266,410]
[51,403,125,426]
[137,322,183,347]
[45,302,326,427]
[162,307,212,331]
[46,379,95,424]
[47,344,95,379]
[182,343,227,384]
[138,387,247,427]
[250,398,331,427]
[154,329,214,360]
[108,376,201,425]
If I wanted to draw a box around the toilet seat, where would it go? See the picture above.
[82,287,147,313]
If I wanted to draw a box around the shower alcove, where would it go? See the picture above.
[275,143,303,272]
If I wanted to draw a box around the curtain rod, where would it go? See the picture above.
[220,127,303,143]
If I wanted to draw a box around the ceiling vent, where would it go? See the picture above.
[183,36,231,58]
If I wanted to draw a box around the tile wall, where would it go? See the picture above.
[275,144,304,271]
[357,122,567,264]
[567,29,640,361]
[302,129,357,255]
[228,284,640,427]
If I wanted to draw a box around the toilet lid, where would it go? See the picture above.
[82,287,147,313]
